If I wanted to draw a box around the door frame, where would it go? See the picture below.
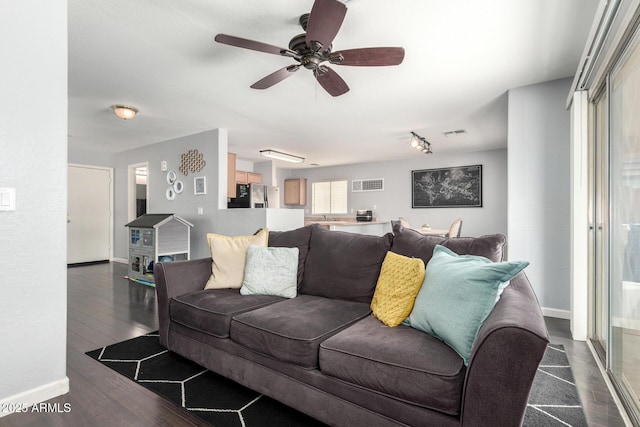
[128,162,149,222]
[68,163,114,261]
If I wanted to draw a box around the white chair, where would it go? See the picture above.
[399,217,411,228]
[446,218,463,238]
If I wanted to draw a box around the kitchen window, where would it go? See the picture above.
[312,180,348,214]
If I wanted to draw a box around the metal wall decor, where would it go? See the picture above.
[412,165,482,208]
[179,149,206,176]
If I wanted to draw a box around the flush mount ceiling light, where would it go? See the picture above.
[110,104,139,120]
[260,149,305,163]
[410,132,433,154]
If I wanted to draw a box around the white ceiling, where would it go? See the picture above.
[68,0,598,168]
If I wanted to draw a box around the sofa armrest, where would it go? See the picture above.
[460,272,549,426]
[154,258,212,347]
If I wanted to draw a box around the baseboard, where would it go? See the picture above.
[111,257,127,264]
[0,377,69,417]
[542,307,571,319]
[587,341,634,427]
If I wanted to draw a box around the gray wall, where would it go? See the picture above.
[0,0,68,403]
[68,147,116,168]
[508,77,572,313]
[279,149,508,238]
[113,129,227,260]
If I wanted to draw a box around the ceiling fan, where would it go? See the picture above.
[214,0,405,97]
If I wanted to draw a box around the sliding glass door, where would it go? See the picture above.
[609,28,640,420]
[591,23,640,423]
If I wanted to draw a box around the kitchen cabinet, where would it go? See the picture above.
[284,178,307,206]
[227,152,237,198]
[227,151,262,196]
[248,172,262,184]
[236,170,262,185]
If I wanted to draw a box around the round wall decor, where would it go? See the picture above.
[173,179,184,194]
[166,187,176,200]
[166,170,177,184]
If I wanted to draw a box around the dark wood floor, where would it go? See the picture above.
[2,262,628,426]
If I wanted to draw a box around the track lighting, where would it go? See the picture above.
[410,132,432,154]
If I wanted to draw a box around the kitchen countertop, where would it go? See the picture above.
[313,220,389,226]
[305,217,389,225]
[304,218,391,236]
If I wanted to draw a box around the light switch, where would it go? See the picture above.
[0,188,16,211]
[198,207,204,215]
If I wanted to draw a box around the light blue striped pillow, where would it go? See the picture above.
[241,246,299,298]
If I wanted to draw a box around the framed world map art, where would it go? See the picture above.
[412,165,482,208]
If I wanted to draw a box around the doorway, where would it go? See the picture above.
[67,164,112,264]
[129,162,149,221]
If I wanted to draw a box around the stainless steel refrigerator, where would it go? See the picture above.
[228,184,280,208]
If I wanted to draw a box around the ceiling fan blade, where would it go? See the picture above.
[305,0,347,52]
[332,47,405,66]
[250,65,300,90]
[215,34,297,57]
[314,67,349,97]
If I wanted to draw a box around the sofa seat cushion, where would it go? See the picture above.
[230,295,371,369]
[319,315,466,415]
[170,289,284,338]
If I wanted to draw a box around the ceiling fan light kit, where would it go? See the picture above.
[214,0,405,97]
[111,104,138,120]
[410,132,433,155]
[260,149,305,163]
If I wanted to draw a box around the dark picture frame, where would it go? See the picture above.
[412,165,482,208]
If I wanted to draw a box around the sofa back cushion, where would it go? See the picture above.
[268,225,313,289]
[390,224,506,265]
[301,225,393,303]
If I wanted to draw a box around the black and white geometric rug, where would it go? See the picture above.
[523,343,587,426]
[87,333,586,426]
[86,332,325,427]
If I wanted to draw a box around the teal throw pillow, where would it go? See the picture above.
[406,245,529,365]
[241,246,299,298]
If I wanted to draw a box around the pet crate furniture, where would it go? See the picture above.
[125,213,193,283]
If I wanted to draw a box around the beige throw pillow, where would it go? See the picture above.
[204,229,268,289]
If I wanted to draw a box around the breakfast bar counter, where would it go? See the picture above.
[304,218,391,236]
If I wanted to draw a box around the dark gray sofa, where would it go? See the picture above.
[154,224,549,426]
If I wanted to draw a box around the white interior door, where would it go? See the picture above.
[67,165,111,264]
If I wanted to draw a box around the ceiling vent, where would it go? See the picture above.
[443,129,467,137]
[352,178,384,192]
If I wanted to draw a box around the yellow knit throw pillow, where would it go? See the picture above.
[371,251,425,327]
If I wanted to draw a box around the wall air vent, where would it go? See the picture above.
[352,178,384,192]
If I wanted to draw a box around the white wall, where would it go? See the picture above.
[508,77,573,315]
[0,0,69,411]
[280,149,508,238]
[113,129,228,260]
